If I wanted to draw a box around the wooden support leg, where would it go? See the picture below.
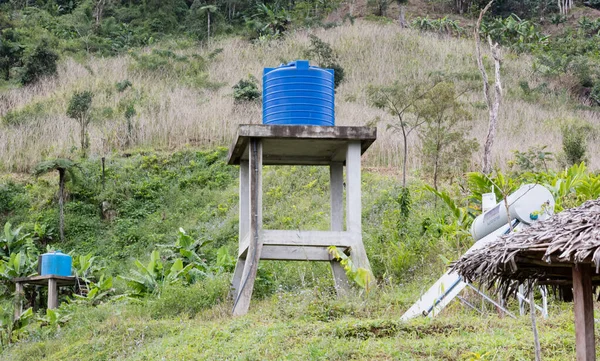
[232,138,263,316]
[231,160,250,299]
[345,141,372,274]
[231,258,246,299]
[329,162,349,295]
[48,278,58,309]
[14,282,23,320]
[572,264,595,361]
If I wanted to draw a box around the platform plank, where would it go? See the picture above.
[228,125,376,165]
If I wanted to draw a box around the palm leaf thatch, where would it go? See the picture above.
[452,197,600,297]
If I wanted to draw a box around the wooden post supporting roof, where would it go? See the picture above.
[228,125,377,315]
[572,264,595,361]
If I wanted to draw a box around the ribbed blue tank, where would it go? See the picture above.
[40,251,72,277]
[263,60,334,126]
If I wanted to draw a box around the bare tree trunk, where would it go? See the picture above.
[94,0,106,26]
[398,5,408,28]
[58,168,65,243]
[402,129,408,187]
[476,1,502,175]
[207,12,211,40]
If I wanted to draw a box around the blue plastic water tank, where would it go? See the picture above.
[263,60,335,126]
[40,251,72,277]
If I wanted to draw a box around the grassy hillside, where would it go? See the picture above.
[1,2,600,359]
[1,20,599,173]
[0,285,585,361]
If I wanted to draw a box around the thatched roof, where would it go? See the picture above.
[452,198,600,294]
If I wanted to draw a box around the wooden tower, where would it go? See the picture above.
[228,125,376,316]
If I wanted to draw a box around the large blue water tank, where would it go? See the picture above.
[263,60,335,126]
[40,251,72,277]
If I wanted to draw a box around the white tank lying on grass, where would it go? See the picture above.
[401,183,555,321]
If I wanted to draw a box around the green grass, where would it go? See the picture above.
[1,282,584,361]
[0,148,589,360]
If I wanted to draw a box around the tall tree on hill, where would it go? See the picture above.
[67,91,94,157]
[200,5,218,40]
[34,159,78,243]
[476,1,502,175]
[418,82,478,191]
[367,81,440,187]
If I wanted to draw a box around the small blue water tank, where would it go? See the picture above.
[40,251,72,277]
[263,60,335,126]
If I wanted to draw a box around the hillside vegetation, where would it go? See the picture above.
[1,0,600,359]
[1,20,599,172]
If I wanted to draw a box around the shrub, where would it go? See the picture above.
[148,276,230,318]
[560,121,592,167]
[115,79,132,92]
[303,35,345,89]
[232,75,261,102]
[591,83,600,106]
[20,39,59,85]
[411,16,465,37]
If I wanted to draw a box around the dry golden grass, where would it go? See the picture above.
[0,20,598,172]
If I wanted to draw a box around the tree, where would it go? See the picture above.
[561,121,591,166]
[200,5,218,41]
[303,35,345,89]
[397,0,408,28]
[124,103,136,148]
[33,159,78,243]
[476,1,502,175]
[67,91,94,156]
[417,82,478,190]
[0,28,24,81]
[20,39,59,85]
[367,81,439,187]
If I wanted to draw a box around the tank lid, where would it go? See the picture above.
[265,60,318,75]
[42,250,69,256]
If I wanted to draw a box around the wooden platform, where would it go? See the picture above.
[229,124,377,316]
[227,125,377,165]
[13,275,77,286]
[13,275,77,318]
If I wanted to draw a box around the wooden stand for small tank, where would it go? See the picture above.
[228,125,377,316]
[13,275,77,318]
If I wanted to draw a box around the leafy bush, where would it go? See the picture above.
[303,35,345,89]
[115,79,132,92]
[232,75,261,102]
[129,50,211,88]
[412,16,465,37]
[245,3,291,39]
[560,121,592,167]
[591,83,600,106]
[481,15,548,53]
[19,39,59,85]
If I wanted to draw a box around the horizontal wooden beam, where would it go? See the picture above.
[260,245,348,261]
[239,230,358,258]
[263,230,358,246]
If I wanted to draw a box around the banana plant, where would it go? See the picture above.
[545,162,588,211]
[71,253,104,282]
[0,306,33,347]
[159,228,210,271]
[37,308,70,333]
[0,252,36,281]
[0,222,35,261]
[328,246,374,294]
[118,250,194,297]
[73,275,114,305]
[424,185,474,252]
